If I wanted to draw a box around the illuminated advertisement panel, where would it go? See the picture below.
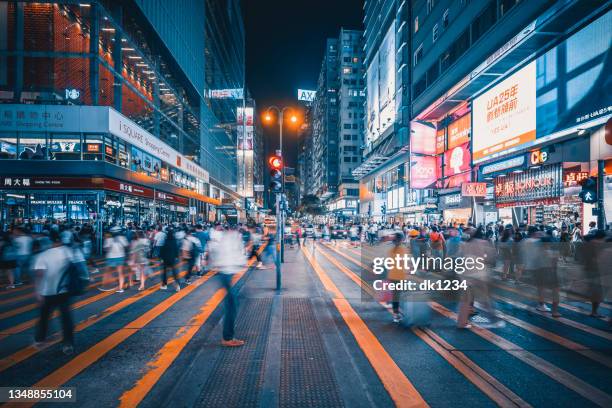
[410,122,436,155]
[410,155,439,189]
[447,113,471,149]
[444,142,471,176]
[378,23,396,134]
[473,11,612,163]
[472,61,537,162]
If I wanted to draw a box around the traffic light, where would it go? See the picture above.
[268,155,283,193]
[579,176,597,203]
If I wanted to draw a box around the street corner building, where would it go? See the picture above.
[0,0,266,234]
[339,0,612,230]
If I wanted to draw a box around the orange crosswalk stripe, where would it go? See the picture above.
[1,270,217,408]
[303,246,428,408]
[0,270,188,373]
[117,268,248,407]
[316,245,530,408]
[325,244,612,407]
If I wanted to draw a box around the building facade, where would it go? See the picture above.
[0,0,247,232]
[305,29,364,219]
[410,0,611,230]
[355,0,412,223]
[356,0,611,229]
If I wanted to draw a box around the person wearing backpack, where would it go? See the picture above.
[429,226,446,268]
[182,228,201,284]
[33,229,80,355]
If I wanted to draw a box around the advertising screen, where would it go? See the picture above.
[447,113,471,149]
[378,24,396,134]
[410,122,437,154]
[472,61,537,162]
[473,11,612,164]
[444,142,471,176]
[410,155,439,189]
[366,57,380,145]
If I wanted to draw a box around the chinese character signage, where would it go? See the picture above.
[563,170,588,187]
[461,182,488,197]
[472,61,536,162]
[494,164,562,204]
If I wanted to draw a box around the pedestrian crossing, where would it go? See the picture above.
[0,241,609,407]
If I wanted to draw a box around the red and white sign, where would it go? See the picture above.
[462,182,487,197]
[444,142,471,176]
[410,155,439,188]
[472,62,536,162]
[563,171,588,187]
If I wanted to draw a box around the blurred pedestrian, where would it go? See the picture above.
[208,225,247,347]
[33,229,82,355]
[160,227,180,292]
[101,227,128,293]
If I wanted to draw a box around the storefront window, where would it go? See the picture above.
[117,140,129,168]
[0,133,17,159]
[104,135,116,164]
[83,134,104,160]
[19,132,47,160]
[30,193,66,221]
[49,133,81,160]
[67,194,97,222]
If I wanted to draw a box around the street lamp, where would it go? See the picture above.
[264,106,300,290]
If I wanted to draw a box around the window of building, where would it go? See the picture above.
[427,0,435,14]
[433,24,439,43]
[343,57,351,63]
[352,134,359,140]
[343,124,352,129]
[500,0,519,17]
[19,133,46,160]
[344,156,351,162]
[343,67,351,74]
[352,157,359,162]
[472,2,497,43]
[353,57,359,63]
[427,63,439,86]
[49,133,81,161]
[414,15,419,33]
[443,9,450,28]
[83,134,103,161]
[0,133,17,159]
[414,44,423,66]
[344,134,351,140]
[352,123,358,129]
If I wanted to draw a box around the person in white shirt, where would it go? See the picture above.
[181,229,202,284]
[152,226,166,258]
[101,227,128,293]
[33,230,75,355]
[13,227,33,286]
[208,225,247,347]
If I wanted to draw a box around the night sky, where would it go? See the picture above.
[242,0,364,167]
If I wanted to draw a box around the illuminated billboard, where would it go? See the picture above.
[297,89,316,102]
[410,155,439,189]
[366,22,396,145]
[472,61,537,163]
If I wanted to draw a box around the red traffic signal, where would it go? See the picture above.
[268,155,282,170]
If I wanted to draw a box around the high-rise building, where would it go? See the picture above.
[311,37,339,199]
[355,0,410,222]
[307,29,364,219]
[357,0,609,226]
[0,0,247,233]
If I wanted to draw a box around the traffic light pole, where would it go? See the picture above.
[597,159,606,229]
[279,113,285,264]
[275,192,282,291]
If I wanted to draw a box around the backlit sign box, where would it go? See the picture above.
[297,89,316,102]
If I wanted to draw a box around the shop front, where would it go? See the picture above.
[493,163,592,229]
[438,191,472,226]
